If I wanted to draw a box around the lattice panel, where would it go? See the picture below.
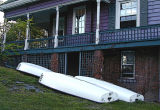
[6,55,22,68]
[27,54,51,69]
[58,53,66,74]
[80,51,94,76]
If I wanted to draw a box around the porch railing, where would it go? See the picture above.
[5,40,25,51]
[28,37,55,49]
[4,24,160,51]
[99,25,160,44]
[58,32,95,47]
[27,32,95,49]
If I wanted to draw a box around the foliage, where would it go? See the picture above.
[0,66,160,110]
[6,18,47,42]
[0,43,22,66]
[0,18,47,66]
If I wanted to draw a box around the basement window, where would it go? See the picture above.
[121,51,135,79]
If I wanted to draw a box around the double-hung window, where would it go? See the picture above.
[116,0,140,29]
[59,17,65,36]
[73,7,86,34]
[121,51,135,79]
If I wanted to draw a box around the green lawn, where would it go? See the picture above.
[0,66,160,110]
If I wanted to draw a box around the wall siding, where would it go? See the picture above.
[85,2,92,33]
[148,0,160,25]
[92,2,109,32]
[108,2,115,29]
[67,7,73,35]
[140,0,148,26]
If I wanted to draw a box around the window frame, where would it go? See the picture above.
[58,17,65,36]
[72,6,86,35]
[121,51,135,79]
[115,0,140,29]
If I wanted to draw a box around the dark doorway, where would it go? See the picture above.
[103,51,121,84]
[67,52,79,76]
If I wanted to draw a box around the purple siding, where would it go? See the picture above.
[92,3,109,32]
[67,7,73,35]
[148,0,160,25]
[100,3,109,31]
[85,3,92,33]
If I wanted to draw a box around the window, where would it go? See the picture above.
[73,7,86,34]
[121,51,135,78]
[59,17,65,36]
[116,0,140,29]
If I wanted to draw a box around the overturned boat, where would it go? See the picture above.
[16,62,52,77]
[75,76,144,102]
[39,72,118,103]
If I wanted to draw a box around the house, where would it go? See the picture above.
[0,0,160,102]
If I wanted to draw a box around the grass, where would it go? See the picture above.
[0,66,160,110]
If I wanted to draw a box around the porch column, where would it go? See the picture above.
[54,6,59,48]
[24,13,30,50]
[96,0,101,44]
[2,18,7,51]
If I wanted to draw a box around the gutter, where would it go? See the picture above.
[0,0,39,11]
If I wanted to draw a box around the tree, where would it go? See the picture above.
[0,18,48,66]
[6,18,47,42]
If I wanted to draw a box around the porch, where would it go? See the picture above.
[5,24,160,54]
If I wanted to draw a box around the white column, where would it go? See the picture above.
[96,0,101,44]
[24,13,30,50]
[54,6,59,48]
[2,18,7,51]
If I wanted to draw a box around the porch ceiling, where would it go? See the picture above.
[31,8,55,24]
[3,0,110,19]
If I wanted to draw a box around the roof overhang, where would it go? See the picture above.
[4,0,110,18]
[0,0,110,11]
[0,0,40,11]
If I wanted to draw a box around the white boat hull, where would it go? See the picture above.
[75,76,144,102]
[39,72,118,103]
[16,62,52,77]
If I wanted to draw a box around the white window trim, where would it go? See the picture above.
[115,0,140,29]
[121,51,135,79]
[72,6,86,35]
